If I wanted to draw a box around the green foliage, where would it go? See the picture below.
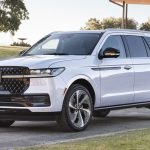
[139,18,150,31]
[101,17,121,29]
[126,18,138,29]
[11,42,31,47]
[81,18,102,30]
[81,17,138,30]
[0,0,29,35]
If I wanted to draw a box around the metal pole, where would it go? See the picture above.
[125,4,128,28]
[109,0,126,29]
[122,1,126,29]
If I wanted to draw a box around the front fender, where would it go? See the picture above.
[63,74,100,107]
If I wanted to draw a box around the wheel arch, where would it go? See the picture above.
[65,77,96,105]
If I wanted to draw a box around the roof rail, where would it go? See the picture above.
[105,28,150,34]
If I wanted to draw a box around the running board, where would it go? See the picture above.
[94,101,150,111]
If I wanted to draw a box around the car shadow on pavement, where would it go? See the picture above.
[2,115,150,134]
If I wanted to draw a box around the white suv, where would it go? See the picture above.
[1,29,150,131]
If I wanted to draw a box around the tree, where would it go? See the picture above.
[101,17,121,29]
[11,41,31,47]
[81,17,138,30]
[139,18,150,31]
[102,17,137,29]
[81,18,102,30]
[0,0,29,35]
[126,18,138,29]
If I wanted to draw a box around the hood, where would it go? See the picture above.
[0,55,86,69]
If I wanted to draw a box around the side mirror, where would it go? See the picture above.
[99,47,120,59]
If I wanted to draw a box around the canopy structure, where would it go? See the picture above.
[113,0,150,4]
[109,0,150,28]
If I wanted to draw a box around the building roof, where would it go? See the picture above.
[112,0,150,4]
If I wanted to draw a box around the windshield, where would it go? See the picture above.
[25,33,102,56]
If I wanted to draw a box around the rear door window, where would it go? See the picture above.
[125,36,148,57]
[144,36,150,56]
[144,37,150,48]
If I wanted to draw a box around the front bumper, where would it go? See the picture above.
[0,94,50,107]
[0,77,67,113]
[0,108,60,121]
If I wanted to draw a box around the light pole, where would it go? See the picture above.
[109,0,128,29]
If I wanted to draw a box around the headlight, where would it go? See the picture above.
[29,68,65,78]
[2,68,65,79]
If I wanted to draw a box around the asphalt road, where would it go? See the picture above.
[1,108,150,150]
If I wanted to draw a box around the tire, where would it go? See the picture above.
[93,110,110,118]
[58,84,93,132]
[0,120,15,127]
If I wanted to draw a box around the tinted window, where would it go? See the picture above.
[125,36,147,57]
[143,37,150,56]
[25,33,102,55]
[144,36,150,56]
[101,35,126,58]
[144,37,150,48]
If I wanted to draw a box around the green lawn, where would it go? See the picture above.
[23,129,150,150]
[0,46,27,58]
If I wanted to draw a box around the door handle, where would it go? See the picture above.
[124,65,132,70]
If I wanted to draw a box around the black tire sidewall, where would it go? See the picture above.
[62,84,93,131]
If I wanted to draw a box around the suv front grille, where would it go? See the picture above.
[0,67,30,94]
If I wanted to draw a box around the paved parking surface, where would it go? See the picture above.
[1,108,150,150]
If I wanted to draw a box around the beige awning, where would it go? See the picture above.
[112,0,150,4]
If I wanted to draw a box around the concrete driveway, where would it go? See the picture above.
[0,108,150,150]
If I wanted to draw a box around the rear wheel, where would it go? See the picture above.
[93,110,110,118]
[0,120,15,127]
[58,84,93,132]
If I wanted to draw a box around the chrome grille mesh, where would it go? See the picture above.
[0,67,30,94]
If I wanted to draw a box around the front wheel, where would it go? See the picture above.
[0,120,15,127]
[58,84,93,132]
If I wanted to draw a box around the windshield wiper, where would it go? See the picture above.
[23,54,35,56]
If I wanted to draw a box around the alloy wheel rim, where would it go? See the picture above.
[68,90,92,128]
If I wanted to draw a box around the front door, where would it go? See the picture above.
[99,35,134,107]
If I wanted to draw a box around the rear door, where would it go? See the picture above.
[125,35,150,103]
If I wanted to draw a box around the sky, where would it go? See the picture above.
[1,0,150,45]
